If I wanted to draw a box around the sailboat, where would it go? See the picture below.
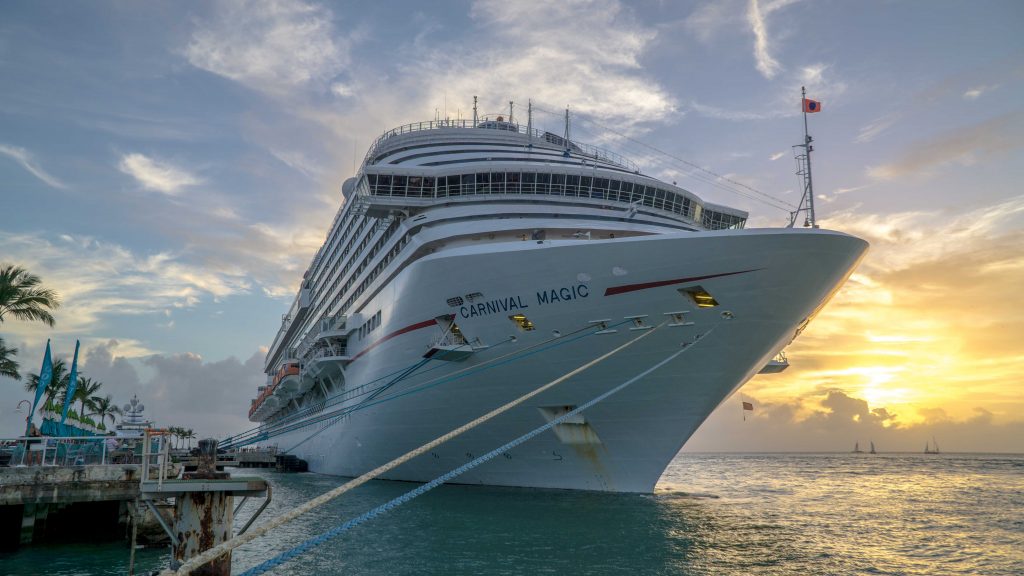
[852,441,864,454]
[869,441,877,454]
[924,437,940,454]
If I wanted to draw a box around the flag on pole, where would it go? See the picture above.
[29,339,53,433]
[60,340,81,432]
[802,98,822,113]
[742,401,754,411]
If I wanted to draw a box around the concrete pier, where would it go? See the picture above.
[0,464,143,549]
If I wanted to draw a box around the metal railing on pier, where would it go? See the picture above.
[0,436,149,467]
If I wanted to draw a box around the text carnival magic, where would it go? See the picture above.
[458,284,590,319]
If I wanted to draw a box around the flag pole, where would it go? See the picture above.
[802,86,818,228]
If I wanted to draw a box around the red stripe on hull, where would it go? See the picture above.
[603,269,761,296]
[351,318,438,361]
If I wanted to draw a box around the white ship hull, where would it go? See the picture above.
[263,228,865,492]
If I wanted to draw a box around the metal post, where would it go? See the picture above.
[472,95,478,126]
[527,100,533,144]
[174,438,233,576]
[564,107,570,146]
[802,86,818,228]
[128,499,139,576]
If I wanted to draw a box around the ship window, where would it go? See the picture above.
[377,174,392,196]
[522,172,536,193]
[492,172,506,194]
[423,177,435,197]
[551,173,565,194]
[408,176,423,197]
[620,181,634,199]
[680,286,719,308]
[536,173,550,193]
[580,176,592,197]
[368,174,378,193]
[459,173,474,196]
[507,172,521,194]
[509,313,535,331]
[392,175,407,196]
[476,172,490,194]
[565,174,579,195]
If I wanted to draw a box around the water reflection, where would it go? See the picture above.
[2,453,1021,575]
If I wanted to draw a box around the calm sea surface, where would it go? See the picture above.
[3,453,1022,575]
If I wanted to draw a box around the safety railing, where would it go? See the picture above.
[140,429,174,489]
[361,118,639,173]
[0,435,145,467]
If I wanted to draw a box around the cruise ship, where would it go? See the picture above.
[240,109,867,492]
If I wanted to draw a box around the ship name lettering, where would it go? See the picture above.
[459,295,530,319]
[536,284,589,306]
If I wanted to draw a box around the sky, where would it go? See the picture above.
[1,0,1021,452]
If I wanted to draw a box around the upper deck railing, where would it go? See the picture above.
[361,118,640,174]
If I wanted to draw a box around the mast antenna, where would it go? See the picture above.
[789,86,819,228]
[509,100,514,123]
[527,99,533,146]
[563,106,571,155]
[473,95,478,126]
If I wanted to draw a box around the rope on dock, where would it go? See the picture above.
[238,328,703,576]
[169,320,669,575]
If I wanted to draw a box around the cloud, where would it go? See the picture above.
[683,1,739,44]
[744,0,803,80]
[730,196,1024,439]
[746,0,781,79]
[118,153,202,195]
[769,151,786,161]
[141,349,264,437]
[832,186,864,195]
[689,63,843,122]
[869,112,1024,179]
[268,147,324,179]
[855,114,899,144]
[686,389,1024,453]
[184,0,349,97]
[0,143,67,189]
[963,84,998,100]
[415,0,677,132]
[0,231,253,343]
[75,340,263,437]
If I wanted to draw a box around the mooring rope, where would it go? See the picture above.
[223,320,624,450]
[168,320,669,575]
[238,328,705,575]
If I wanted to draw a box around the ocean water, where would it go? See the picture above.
[2,453,1022,575]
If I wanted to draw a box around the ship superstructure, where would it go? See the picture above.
[244,112,866,492]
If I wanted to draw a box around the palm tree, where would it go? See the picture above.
[92,395,121,428]
[0,264,61,326]
[74,377,103,417]
[0,337,19,379]
[24,358,70,412]
[184,428,196,449]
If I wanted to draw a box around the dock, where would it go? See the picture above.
[1,433,268,575]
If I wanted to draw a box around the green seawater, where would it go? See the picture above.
[3,453,1022,575]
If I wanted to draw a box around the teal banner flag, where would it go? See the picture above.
[60,339,80,432]
[30,339,53,426]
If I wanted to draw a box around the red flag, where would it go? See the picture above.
[802,98,822,113]
[742,401,754,411]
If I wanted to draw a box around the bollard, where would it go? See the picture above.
[173,439,232,576]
